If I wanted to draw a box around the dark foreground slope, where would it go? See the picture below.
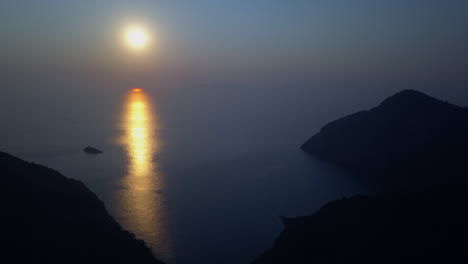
[253,185,468,264]
[0,151,162,264]
[301,90,468,185]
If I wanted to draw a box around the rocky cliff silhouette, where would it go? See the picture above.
[0,151,163,264]
[301,89,468,187]
[252,90,468,264]
[252,184,468,264]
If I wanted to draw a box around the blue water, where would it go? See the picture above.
[0,82,366,264]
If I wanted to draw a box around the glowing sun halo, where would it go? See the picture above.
[125,27,148,49]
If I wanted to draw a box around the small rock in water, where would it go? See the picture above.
[83,146,103,154]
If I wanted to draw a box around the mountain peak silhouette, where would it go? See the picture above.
[377,89,453,113]
[301,89,468,188]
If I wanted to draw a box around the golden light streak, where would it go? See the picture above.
[117,88,172,260]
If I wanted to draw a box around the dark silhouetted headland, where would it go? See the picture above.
[301,89,468,187]
[0,151,162,264]
[253,185,468,264]
[253,89,468,264]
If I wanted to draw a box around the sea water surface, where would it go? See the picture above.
[0,81,366,264]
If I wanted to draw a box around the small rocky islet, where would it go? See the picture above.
[83,146,104,154]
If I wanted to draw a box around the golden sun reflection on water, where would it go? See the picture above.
[119,89,171,260]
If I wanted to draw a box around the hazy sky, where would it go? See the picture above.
[1,0,467,102]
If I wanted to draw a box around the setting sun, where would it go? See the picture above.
[125,26,149,49]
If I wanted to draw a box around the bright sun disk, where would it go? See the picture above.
[125,27,148,49]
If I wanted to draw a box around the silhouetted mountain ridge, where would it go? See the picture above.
[0,150,163,264]
[379,89,450,109]
[252,184,468,264]
[301,89,468,186]
[252,89,468,264]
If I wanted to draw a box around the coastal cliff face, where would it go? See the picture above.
[252,90,468,264]
[0,151,163,264]
[301,90,468,185]
[252,185,468,264]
